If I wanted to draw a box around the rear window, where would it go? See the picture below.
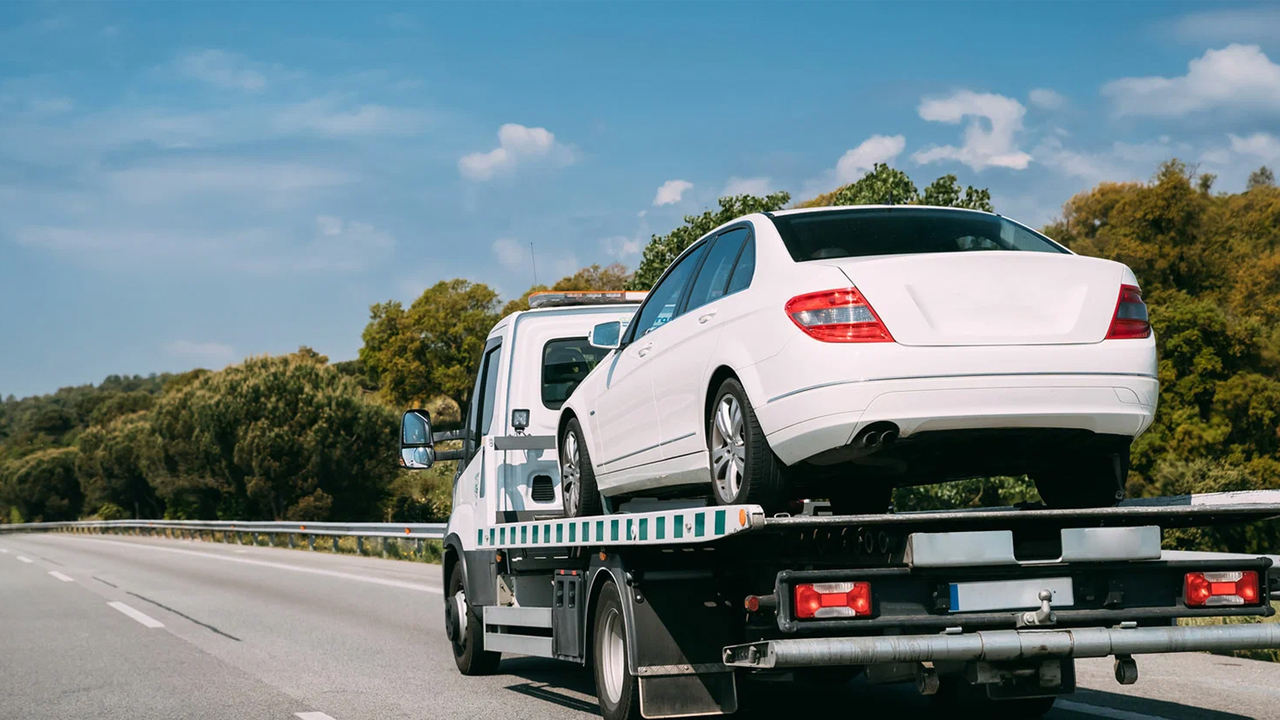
[770,208,1067,262]
[542,338,609,410]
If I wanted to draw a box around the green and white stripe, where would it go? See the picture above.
[476,505,764,550]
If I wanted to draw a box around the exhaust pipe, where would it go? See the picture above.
[852,423,899,452]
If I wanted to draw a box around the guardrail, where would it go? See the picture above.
[0,519,446,557]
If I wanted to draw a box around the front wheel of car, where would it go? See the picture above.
[562,417,603,518]
[708,378,788,512]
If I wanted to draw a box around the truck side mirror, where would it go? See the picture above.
[400,409,435,470]
[588,320,623,350]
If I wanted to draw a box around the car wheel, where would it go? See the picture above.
[447,562,501,675]
[1034,445,1128,509]
[562,417,603,518]
[592,579,641,720]
[708,378,788,512]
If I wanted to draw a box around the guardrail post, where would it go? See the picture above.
[287,534,295,549]
[307,535,315,551]
[381,537,389,558]
[332,536,339,553]
[356,536,364,555]
[267,533,274,547]
[417,538,424,557]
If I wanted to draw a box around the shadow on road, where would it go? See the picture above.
[497,657,1256,720]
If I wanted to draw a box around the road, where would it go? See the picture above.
[2,533,1278,720]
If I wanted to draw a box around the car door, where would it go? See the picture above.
[593,243,707,474]
[651,227,751,466]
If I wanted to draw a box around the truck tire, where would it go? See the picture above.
[562,417,603,517]
[708,378,788,513]
[592,580,641,720]
[1034,445,1128,509]
[447,562,501,675]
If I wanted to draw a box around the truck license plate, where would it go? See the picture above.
[949,577,1074,613]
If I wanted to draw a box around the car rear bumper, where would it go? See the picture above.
[756,373,1157,466]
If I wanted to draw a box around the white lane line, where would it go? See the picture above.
[16,555,33,563]
[48,570,74,582]
[0,548,9,553]
[296,713,337,720]
[107,601,165,629]
[1057,699,1171,720]
[57,537,442,595]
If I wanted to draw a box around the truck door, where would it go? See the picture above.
[455,339,503,520]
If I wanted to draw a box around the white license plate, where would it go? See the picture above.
[949,577,1074,613]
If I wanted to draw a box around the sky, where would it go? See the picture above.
[2,1,1280,399]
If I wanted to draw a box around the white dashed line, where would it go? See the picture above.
[296,713,338,720]
[16,555,33,563]
[1057,699,1172,720]
[107,601,165,628]
[48,570,74,582]
[0,548,9,553]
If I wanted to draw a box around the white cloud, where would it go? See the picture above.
[1103,44,1280,118]
[835,135,906,183]
[106,160,353,207]
[176,50,267,92]
[653,179,693,206]
[165,340,237,368]
[721,176,774,197]
[492,238,527,272]
[1166,8,1280,45]
[1028,88,1066,110]
[315,215,343,236]
[601,235,643,258]
[459,123,573,181]
[912,91,1032,171]
[1228,132,1280,162]
[1034,136,1190,184]
[272,98,427,137]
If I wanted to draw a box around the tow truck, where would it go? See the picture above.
[398,291,1280,720]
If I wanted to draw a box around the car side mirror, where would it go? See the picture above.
[589,320,623,350]
[400,409,435,470]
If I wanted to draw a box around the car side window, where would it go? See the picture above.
[628,243,707,340]
[686,228,749,312]
[725,234,755,295]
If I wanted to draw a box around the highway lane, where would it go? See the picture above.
[1,533,1278,720]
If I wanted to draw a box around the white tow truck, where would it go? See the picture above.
[398,292,1280,720]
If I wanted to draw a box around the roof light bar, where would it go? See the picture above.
[527,291,648,309]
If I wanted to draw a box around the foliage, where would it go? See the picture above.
[629,192,791,290]
[1248,166,1275,191]
[798,165,992,212]
[77,412,164,519]
[359,279,502,410]
[501,262,632,316]
[0,447,82,522]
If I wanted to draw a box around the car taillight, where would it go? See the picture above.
[1107,284,1151,339]
[1184,571,1260,607]
[793,581,872,619]
[786,288,893,343]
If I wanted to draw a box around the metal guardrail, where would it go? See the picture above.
[0,519,446,555]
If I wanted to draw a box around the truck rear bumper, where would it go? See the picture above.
[723,623,1280,668]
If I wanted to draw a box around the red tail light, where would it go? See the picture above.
[793,581,872,619]
[786,288,893,343]
[1107,284,1151,339]
[1184,571,1260,607]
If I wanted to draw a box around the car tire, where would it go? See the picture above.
[1034,445,1128,509]
[708,378,788,512]
[447,562,501,676]
[593,579,641,720]
[562,417,603,518]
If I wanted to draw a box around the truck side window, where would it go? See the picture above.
[542,338,608,410]
[478,345,502,436]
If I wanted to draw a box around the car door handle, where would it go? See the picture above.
[698,310,718,324]
[636,343,653,358]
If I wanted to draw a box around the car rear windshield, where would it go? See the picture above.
[770,208,1068,262]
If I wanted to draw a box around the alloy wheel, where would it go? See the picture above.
[710,394,746,502]
[562,430,581,516]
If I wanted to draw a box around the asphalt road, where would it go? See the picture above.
[2,533,1279,720]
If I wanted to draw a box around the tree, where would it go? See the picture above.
[1247,166,1275,191]
[359,279,501,410]
[629,192,791,290]
[501,263,633,316]
[829,163,919,206]
[76,412,163,518]
[0,447,82,522]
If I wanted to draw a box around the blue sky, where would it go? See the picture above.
[3,1,1280,398]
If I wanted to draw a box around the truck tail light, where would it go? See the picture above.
[1184,571,1260,607]
[786,288,894,343]
[1107,284,1151,339]
[793,581,872,619]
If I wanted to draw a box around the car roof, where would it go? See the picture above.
[768,204,999,218]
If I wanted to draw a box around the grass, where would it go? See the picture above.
[1178,602,1280,662]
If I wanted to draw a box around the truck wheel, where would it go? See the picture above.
[562,417,603,517]
[708,378,788,512]
[447,562,500,675]
[1034,445,1128,509]
[593,580,641,720]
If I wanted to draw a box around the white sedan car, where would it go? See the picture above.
[557,206,1157,516]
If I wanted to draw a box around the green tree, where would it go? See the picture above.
[0,447,82,522]
[501,263,633,315]
[360,279,501,410]
[76,412,163,518]
[1247,166,1275,191]
[629,192,791,290]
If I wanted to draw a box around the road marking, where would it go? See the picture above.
[16,555,33,563]
[0,548,9,553]
[48,570,74,582]
[1057,699,1171,720]
[59,536,442,594]
[107,601,165,629]
[296,713,337,720]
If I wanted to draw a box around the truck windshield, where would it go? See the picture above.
[542,338,608,410]
[770,208,1067,261]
